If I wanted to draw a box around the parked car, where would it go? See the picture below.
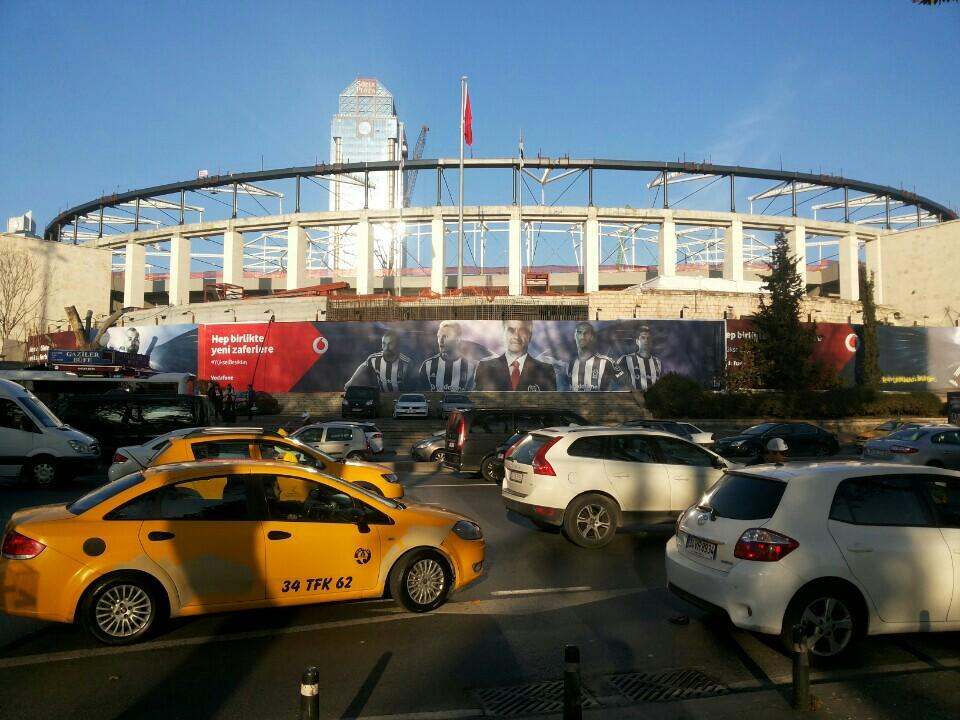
[411,432,447,463]
[108,427,402,497]
[52,392,214,459]
[667,463,960,660]
[444,408,589,478]
[485,431,528,483]
[440,393,473,417]
[620,419,714,446]
[291,422,370,460]
[334,421,384,454]
[854,420,921,451]
[0,459,483,644]
[0,379,100,487]
[502,427,731,548]
[862,425,960,468]
[341,385,379,419]
[394,393,429,418]
[714,422,838,460]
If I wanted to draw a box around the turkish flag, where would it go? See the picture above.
[463,91,473,146]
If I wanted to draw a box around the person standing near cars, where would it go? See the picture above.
[245,383,255,421]
[474,320,556,391]
[419,320,477,391]
[207,381,223,420]
[619,324,663,390]
[747,437,789,465]
[567,322,621,391]
[224,384,236,422]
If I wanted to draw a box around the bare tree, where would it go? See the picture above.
[0,248,44,358]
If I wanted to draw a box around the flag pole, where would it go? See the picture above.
[457,75,466,291]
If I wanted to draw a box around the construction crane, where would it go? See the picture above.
[402,125,429,207]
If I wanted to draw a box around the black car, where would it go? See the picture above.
[713,421,839,460]
[443,408,588,479]
[341,385,379,419]
[485,430,527,483]
[53,393,214,459]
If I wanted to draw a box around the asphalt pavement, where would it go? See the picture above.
[1,464,959,720]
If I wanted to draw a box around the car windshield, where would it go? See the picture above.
[17,395,63,428]
[888,429,927,441]
[399,394,424,402]
[345,387,376,399]
[68,472,146,515]
[444,395,468,403]
[742,423,779,435]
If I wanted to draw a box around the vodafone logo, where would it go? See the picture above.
[312,335,329,355]
[844,333,859,353]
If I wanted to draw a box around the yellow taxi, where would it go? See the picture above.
[0,460,484,645]
[110,429,404,499]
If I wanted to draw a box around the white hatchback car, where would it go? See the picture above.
[501,427,731,548]
[291,422,369,460]
[394,393,429,418]
[666,462,960,660]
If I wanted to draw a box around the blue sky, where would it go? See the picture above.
[2,0,958,233]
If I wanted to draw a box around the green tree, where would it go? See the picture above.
[856,265,882,390]
[752,232,817,391]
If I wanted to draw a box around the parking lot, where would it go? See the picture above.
[2,460,960,720]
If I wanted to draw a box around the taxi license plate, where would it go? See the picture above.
[509,470,525,483]
[685,535,717,561]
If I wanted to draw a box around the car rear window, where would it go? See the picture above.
[68,472,146,515]
[888,429,927,441]
[702,473,787,520]
[511,434,554,465]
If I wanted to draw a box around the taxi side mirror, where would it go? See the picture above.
[712,457,726,470]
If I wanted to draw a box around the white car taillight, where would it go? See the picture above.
[734,528,799,562]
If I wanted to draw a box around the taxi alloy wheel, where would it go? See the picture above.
[390,550,451,613]
[563,493,620,549]
[83,576,160,645]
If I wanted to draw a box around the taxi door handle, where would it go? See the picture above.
[268,530,292,540]
[147,531,175,542]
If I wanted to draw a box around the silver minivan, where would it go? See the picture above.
[0,379,100,486]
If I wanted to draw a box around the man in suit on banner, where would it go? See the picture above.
[475,320,557,391]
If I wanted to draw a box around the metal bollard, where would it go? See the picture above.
[791,624,810,711]
[299,666,320,720]
[563,644,582,720]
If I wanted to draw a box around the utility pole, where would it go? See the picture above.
[457,75,467,290]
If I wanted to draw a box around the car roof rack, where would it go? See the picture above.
[184,427,266,438]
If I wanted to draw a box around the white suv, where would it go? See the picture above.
[501,427,730,548]
[666,462,960,660]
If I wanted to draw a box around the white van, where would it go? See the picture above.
[0,379,100,486]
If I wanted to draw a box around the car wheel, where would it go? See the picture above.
[389,550,451,613]
[480,456,500,483]
[429,449,445,463]
[780,585,862,661]
[24,456,58,488]
[354,481,383,496]
[81,574,162,645]
[563,493,620,549]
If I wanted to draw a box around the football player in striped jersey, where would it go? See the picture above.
[567,322,621,391]
[418,320,477,391]
[619,324,663,390]
[344,329,413,392]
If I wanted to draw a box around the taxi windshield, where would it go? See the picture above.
[68,473,146,515]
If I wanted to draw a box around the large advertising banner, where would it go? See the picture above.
[877,326,960,390]
[724,319,859,384]
[195,319,726,393]
[100,323,199,374]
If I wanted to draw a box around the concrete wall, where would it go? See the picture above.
[873,220,960,327]
[0,232,112,359]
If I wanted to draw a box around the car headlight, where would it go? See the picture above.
[452,520,483,541]
[68,440,91,453]
[729,440,745,448]
[366,400,374,406]
[381,473,399,484]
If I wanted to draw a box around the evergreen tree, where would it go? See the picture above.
[752,232,817,390]
[856,265,882,390]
